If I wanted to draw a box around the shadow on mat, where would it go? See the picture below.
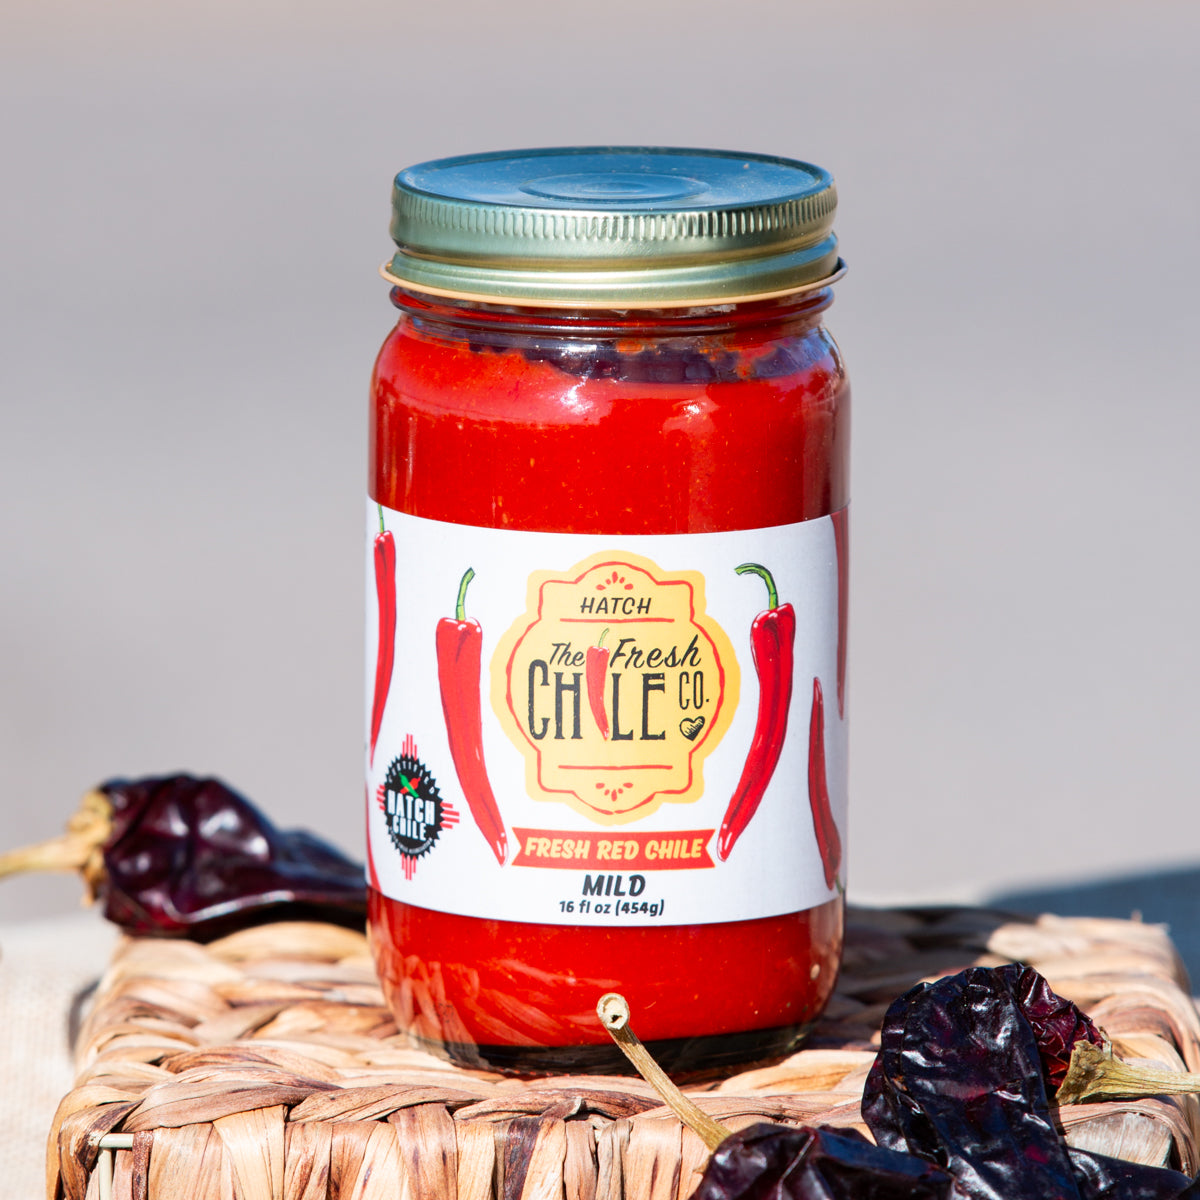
[988,864,1200,992]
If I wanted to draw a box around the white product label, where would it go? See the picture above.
[365,502,847,926]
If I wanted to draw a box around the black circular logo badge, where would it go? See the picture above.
[383,750,446,860]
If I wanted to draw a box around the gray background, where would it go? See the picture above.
[3,1,1198,937]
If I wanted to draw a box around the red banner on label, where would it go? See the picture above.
[512,827,715,870]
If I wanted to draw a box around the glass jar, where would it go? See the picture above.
[366,148,849,1076]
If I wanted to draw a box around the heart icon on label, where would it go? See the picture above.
[679,716,706,741]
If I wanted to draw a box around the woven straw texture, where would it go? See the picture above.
[51,906,1200,1199]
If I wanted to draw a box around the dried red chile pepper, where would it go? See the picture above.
[599,991,953,1200]
[601,974,1200,1200]
[597,963,1200,1200]
[1066,1149,1200,1199]
[862,963,1200,1199]
[694,1123,953,1200]
[0,775,367,938]
[695,1119,1200,1200]
[435,566,508,865]
[682,965,1200,1200]
[369,505,397,767]
[717,562,795,861]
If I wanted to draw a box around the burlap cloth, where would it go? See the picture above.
[1,914,118,1200]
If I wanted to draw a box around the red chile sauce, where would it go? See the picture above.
[369,283,848,1074]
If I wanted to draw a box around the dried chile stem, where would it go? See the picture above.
[597,993,730,1151]
[1057,1039,1200,1105]
[0,790,112,901]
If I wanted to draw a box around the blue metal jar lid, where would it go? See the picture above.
[384,146,842,308]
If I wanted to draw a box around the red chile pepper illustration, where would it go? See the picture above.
[831,506,848,719]
[586,628,611,738]
[369,505,396,767]
[807,676,842,890]
[716,563,795,861]
[365,783,382,891]
[436,568,508,865]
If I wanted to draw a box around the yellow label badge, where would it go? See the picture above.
[492,552,739,825]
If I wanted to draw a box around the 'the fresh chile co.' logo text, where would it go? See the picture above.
[491,552,739,825]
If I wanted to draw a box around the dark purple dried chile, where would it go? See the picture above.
[1012,967,1105,1090]
[862,963,1200,1199]
[99,775,366,937]
[598,991,954,1200]
[0,774,368,938]
[1068,1148,1200,1199]
[692,1123,953,1200]
[863,967,1079,1198]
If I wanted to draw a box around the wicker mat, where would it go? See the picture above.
[50,907,1200,1199]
